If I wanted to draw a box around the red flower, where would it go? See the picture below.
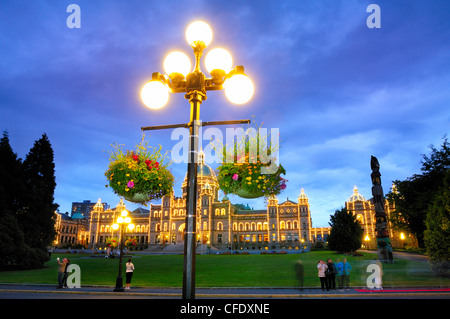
[132,155,139,161]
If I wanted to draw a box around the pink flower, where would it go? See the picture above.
[232,174,239,181]
[280,182,286,190]
[127,181,134,188]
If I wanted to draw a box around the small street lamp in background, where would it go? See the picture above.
[112,199,135,292]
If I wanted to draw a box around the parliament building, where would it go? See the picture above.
[55,154,413,251]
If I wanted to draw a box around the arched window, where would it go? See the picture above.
[155,223,161,231]
[293,221,298,229]
[221,208,226,216]
[233,223,237,231]
[257,222,262,231]
[263,222,268,230]
[217,222,223,231]
[215,209,220,216]
[280,221,285,230]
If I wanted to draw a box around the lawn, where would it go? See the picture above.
[0,251,449,288]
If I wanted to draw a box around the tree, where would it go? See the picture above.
[424,171,450,276]
[0,131,30,266]
[387,136,449,248]
[327,207,363,252]
[21,134,58,261]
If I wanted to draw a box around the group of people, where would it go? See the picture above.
[317,258,352,291]
[56,257,135,289]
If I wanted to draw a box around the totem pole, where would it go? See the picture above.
[370,155,391,261]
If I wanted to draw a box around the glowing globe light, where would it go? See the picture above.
[121,210,128,217]
[205,48,233,73]
[112,224,119,230]
[117,217,124,224]
[186,21,212,47]
[128,223,135,231]
[224,74,254,104]
[140,80,169,110]
[164,51,191,77]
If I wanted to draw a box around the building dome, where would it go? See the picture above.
[298,188,308,201]
[72,212,85,220]
[348,186,366,203]
[184,150,217,181]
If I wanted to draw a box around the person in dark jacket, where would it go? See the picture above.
[326,258,336,290]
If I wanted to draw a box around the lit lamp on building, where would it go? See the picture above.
[112,208,135,292]
[140,21,254,299]
[364,235,370,250]
[400,232,406,250]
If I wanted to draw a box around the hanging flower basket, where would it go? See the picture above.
[106,237,119,249]
[105,139,174,204]
[125,237,138,248]
[216,122,287,199]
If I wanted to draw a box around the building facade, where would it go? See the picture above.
[54,160,416,251]
[84,155,330,251]
[345,185,417,249]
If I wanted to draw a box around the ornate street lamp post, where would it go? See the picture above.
[139,21,254,299]
[112,200,135,292]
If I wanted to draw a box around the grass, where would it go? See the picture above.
[0,251,449,288]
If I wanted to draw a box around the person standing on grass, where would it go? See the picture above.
[56,257,66,288]
[335,258,344,290]
[326,258,336,290]
[62,258,70,288]
[125,258,135,290]
[342,258,352,290]
[295,260,304,290]
[317,260,327,291]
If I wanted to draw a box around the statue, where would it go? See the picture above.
[370,155,391,262]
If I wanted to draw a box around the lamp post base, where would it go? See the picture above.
[113,276,124,292]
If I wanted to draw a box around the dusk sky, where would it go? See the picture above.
[1,0,449,227]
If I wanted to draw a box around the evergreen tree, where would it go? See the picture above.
[0,131,29,266]
[20,133,58,267]
[424,171,450,277]
[327,207,363,252]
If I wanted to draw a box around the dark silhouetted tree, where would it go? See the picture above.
[327,207,363,252]
[19,133,58,267]
[387,136,449,248]
[424,170,450,277]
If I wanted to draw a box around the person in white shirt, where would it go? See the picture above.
[317,260,328,291]
[125,258,135,290]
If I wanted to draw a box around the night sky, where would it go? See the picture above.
[1,0,449,227]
